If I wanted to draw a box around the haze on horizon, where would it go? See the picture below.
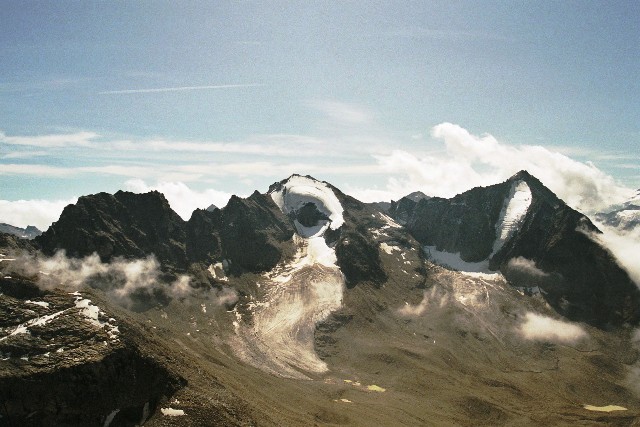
[1,1,638,229]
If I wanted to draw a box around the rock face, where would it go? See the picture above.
[330,188,388,287]
[390,171,640,327]
[36,189,296,281]
[36,191,188,271]
[6,174,640,425]
[0,232,37,253]
[187,191,296,275]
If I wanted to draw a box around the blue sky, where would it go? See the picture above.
[1,1,639,228]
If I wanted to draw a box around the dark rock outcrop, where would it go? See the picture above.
[36,191,188,272]
[35,189,297,281]
[403,181,509,262]
[327,186,387,288]
[187,191,296,275]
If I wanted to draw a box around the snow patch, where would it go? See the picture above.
[424,246,491,274]
[208,262,228,282]
[74,297,119,340]
[0,310,67,342]
[378,213,402,229]
[380,242,399,255]
[25,300,50,308]
[493,180,532,254]
[103,409,120,427]
[160,408,185,416]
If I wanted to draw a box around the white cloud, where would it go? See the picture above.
[111,134,327,158]
[518,312,587,344]
[124,180,234,220]
[366,123,633,211]
[0,198,76,230]
[0,131,98,147]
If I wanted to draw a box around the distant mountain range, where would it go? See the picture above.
[595,189,640,231]
[0,223,42,240]
[1,172,639,426]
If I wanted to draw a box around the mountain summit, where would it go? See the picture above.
[389,170,639,326]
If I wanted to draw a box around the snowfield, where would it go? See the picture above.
[270,175,344,231]
[232,177,345,379]
[493,180,532,254]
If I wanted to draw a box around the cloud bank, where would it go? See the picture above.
[517,312,587,344]
[0,198,76,230]
[2,119,635,227]
[586,221,640,287]
[365,123,633,213]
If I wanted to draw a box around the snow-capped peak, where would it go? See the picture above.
[270,175,344,236]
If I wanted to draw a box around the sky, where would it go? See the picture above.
[1,1,639,229]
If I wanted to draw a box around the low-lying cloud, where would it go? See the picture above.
[397,287,448,317]
[506,257,550,278]
[502,257,558,290]
[7,251,192,309]
[3,251,237,311]
[585,221,640,287]
[518,312,587,344]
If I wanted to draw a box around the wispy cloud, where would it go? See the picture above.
[1,150,49,159]
[0,131,98,147]
[0,164,75,177]
[585,221,640,287]
[97,83,264,95]
[313,100,374,125]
